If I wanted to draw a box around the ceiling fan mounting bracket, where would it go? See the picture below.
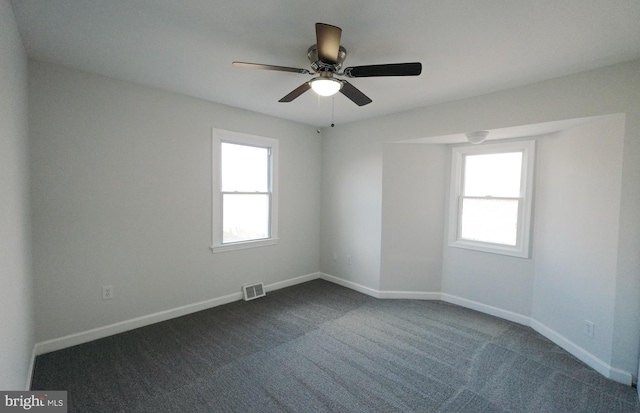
[308,45,347,73]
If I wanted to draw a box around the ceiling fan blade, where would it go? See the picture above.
[278,82,311,102]
[344,62,422,78]
[339,81,372,106]
[316,23,342,64]
[233,61,310,74]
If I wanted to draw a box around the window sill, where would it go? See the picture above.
[210,238,279,253]
[449,239,530,258]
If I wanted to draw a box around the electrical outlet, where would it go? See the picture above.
[347,255,352,265]
[584,320,594,338]
[102,285,113,300]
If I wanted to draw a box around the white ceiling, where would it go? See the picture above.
[11,0,640,127]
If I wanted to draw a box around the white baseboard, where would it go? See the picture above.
[34,272,322,356]
[25,345,36,390]
[319,273,381,298]
[610,367,635,387]
[264,272,320,292]
[377,290,440,300]
[318,274,440,300]
[35,292,242,356]
[530,319,633,386]
[440,293,532,327]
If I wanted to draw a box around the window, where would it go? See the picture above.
[211,129,278,252]
[448,140,535,258]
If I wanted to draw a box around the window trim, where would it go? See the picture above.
[448,139,535,258]
[211,128,279,253]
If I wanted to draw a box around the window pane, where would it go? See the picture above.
[464,152,522,197]
[221,143,269,192]
[222,194,269,243]
[461,198,518,245]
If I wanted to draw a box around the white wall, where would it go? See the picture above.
[28,61,321,343]
[320,60,640,381]
[380,143,446,293]
[533,116,625,376]
[0,0,34,390]
[320,128,385,291]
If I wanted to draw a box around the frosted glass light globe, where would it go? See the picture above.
[310,78,342,96]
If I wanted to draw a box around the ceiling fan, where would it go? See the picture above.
[233,23,422,106]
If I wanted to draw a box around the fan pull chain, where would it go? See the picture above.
[331,95,335,127]
[316,94,322,133]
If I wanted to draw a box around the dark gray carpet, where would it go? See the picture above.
[31,279,640,412]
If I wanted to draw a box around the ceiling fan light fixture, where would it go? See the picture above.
[310,77,342,96]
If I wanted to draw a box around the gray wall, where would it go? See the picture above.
[28,61,321,342]
[0,0,34,390]
[320,60,640,381]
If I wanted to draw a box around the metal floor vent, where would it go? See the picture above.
[243,282,266,301]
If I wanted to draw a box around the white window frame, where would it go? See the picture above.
[448,139,535,258]
[211,128,279,253]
